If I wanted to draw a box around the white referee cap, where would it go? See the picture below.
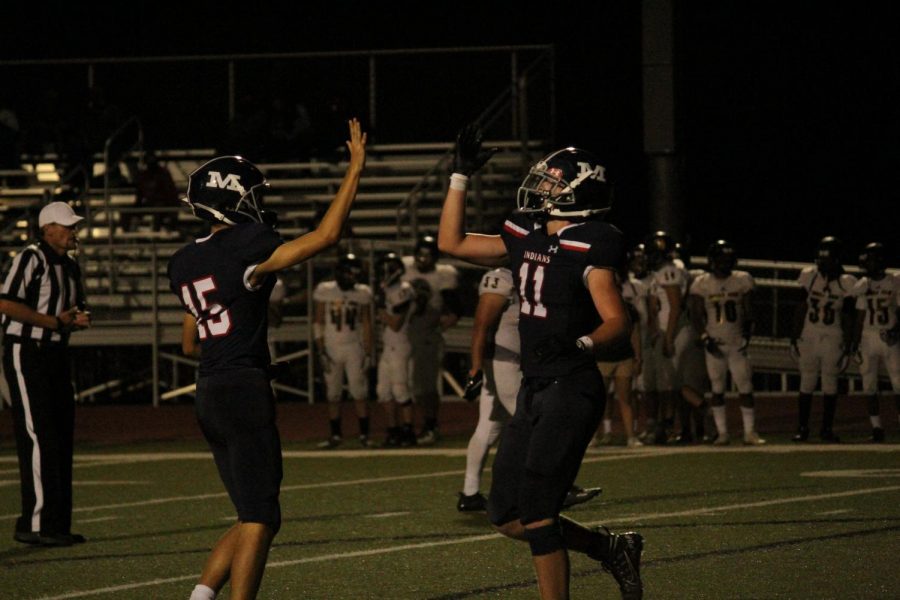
[39,202,84,228]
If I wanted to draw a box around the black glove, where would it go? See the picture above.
[702,333,724,358]
[533,334,578,364]
[453,123,499,176]
[463,369,484,401]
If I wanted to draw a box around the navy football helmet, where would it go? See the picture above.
[708,239,737,277]
[185,156,273,226]
[858,242,886,279]
[517,147,612,218]
[377,252,405,288]
[815,236,844,278]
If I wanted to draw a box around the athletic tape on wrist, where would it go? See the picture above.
[449,173,469,191]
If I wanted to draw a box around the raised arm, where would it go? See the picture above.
[249,119,366,286]
[437,124,507,266]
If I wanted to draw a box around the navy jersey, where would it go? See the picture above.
[168,223,282,376]
[501,213,624,377]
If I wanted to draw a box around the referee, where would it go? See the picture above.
[0,201,91,547]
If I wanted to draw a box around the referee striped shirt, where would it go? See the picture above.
[1,239,85,344]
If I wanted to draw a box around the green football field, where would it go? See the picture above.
[1,437,898,599]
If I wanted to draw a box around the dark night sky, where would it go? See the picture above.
[2,2,897,263]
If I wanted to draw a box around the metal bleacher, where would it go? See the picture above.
[3,147,895,405]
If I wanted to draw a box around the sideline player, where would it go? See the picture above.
[458,266,520,511]
[168,119,365,600]
[374,252,417,447]
[790,236,857,443]
[402,234,461,444]
[688,240,764,445]
[438,123,643,600]
[313,253,374,448]
[850,242,900,442]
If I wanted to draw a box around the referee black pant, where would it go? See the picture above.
[3,340,75,536]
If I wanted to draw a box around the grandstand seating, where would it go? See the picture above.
[1,145,895,403]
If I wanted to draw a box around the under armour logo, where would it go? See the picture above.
[206,171,245,192]
[548,245,559,254]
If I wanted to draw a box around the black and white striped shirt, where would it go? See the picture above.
[1,239,85,344]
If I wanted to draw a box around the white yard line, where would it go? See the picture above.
[35,483,900,600]
[0,442,895,466]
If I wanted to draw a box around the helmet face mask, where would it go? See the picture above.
[414,235,438,272]
[815,236,843,278]
[516,147,612,218]
[644,231,675,271]
[628,244,648,279]
[708,240,736,277]
[378,252,405,288]
[335,254,363,291]
[859,242,886,278]
[185,156,273,226]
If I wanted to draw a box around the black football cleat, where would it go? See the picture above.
[590,529,644,600]
[13,531,41,545]
[562,485,603,509]
[871,427,885,443]
[791,426,810,442]
[456,492,487,512]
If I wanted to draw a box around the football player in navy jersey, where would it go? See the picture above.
[438,124,643,600]
[168,119,365,600]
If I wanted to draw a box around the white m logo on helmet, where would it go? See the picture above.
[577,162,606,182]
[206,171,245,192]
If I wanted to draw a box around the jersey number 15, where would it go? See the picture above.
[181,276,232,339]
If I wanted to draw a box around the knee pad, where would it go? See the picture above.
[396,397,413,407]
[524,521,565,556]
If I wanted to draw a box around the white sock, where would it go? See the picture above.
[603,419,612,434]
[190,584,216,600]
[870,415,882,428]
[712,406,727,436]
[740,406,755,435]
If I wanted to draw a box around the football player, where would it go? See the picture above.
[168,119,365,600]
[850,242,900,442]
[593,261,645,448]
[644,230,688,443]
[689,240,764,445]
[438,123,643,600]
[401,233,461,444]
[374,252,417,447]
[313,253,375,448]
[790,236,858,442]
[458,267,521,511]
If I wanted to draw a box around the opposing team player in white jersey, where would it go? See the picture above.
[790,236,857,443]
[850,243,900,442]
[401,234,461,444]
[644,231,690,443]
[313,253,375,448]
[457,267,521,511]
[594,257,647,448]
[689,240,764,445]
[374,252,417,447]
